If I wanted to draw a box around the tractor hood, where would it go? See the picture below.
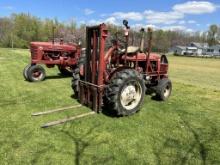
[30,42,77,52]
[122,52,161,61]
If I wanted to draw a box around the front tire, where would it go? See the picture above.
[104,69,145,116]
[23,64,31,81]
[58,66,72,76]
[155,78,172,101]
[27,65,46,82]
[72,51,86,96]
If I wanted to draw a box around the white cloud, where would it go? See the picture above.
[173,1,217,14]
[188,20,196,24]
[131,24,158,31]
[144,10,184,24]
[161,25,194,32]
[79,20,86,24]
[100,13,107,17]
[111,12,143,21]
[87,19,102,25]
[131,24,145,31]
[1,5,14,10]
[146,24,158,29]
[86,17,118,26]
[179,20,186,24]
[104,17,118,25]
[84,1,219,31]
[186,28,194,33]
[84,8,95,15]
[162,25,186,31]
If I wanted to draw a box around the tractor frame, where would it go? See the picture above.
[73,20,172,116]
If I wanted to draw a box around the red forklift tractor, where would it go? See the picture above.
[72,20,172,116]
[23,40,81,82]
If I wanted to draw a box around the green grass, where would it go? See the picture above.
[0,48,220,165]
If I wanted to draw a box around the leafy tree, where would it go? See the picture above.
[0,13,214,51]
[208,24,218,46]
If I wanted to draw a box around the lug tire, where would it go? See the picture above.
[104,69,145,116]
[23,64,31,81]
[27,65,46,82]
[155,78,172,101]
[72,51,86,96]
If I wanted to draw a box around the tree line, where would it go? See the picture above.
[0,13,219,52]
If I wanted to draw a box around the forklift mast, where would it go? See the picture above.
[79,24,108,112]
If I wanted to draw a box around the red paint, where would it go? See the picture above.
[30,41,81,68]
[78,22,169,112]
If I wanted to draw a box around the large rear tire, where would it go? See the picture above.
[27,65,46,82]
[104,69,145,116]
[72,51,86,96]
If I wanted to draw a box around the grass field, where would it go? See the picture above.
[0,48,220,165]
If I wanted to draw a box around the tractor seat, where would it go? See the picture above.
[120,46,140,54]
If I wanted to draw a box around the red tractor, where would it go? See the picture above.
[72,20,172,116]
[23,39,81,82]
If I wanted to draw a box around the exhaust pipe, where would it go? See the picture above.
[140,28,145,52]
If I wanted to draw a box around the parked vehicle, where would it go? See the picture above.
[23,39,81,82]
[72,20,172,116]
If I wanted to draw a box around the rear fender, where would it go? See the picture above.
[107,66,132,81]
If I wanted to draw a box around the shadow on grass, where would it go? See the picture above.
[32,122,114,165]
[45,73,71,80]
[70,94,78,100]
[152,111,219,165]
[101,106,119,118]
[150,95,162,101]
[144,89,163,102]
[70,94,119,118]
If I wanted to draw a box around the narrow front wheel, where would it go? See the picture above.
[23,64,31,81]
[27,65,46,82]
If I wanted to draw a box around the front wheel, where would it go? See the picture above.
[155,78,172,101]
[23,64,31,81]
[27,65,46,82]
[104,69,145,116]
[58,66,73,76]
[72,52,86,96]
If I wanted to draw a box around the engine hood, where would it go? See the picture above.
[122,52,161,61]
[30,42,77,52]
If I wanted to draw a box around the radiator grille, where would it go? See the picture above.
[30,45,38,59]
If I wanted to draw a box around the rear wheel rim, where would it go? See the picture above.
[120,81,142,111]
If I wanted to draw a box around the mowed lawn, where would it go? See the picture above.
[0,48,220,165]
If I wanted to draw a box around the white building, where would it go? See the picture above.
[188,42,209,55]
[172,45,202,56]
[171,42,212,56]
[206,45,220,56]
[171,46,186,55]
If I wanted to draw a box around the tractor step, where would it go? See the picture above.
[32,105,82,116]
[41,112,96,128]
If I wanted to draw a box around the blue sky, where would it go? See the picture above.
[0,0,219,32]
